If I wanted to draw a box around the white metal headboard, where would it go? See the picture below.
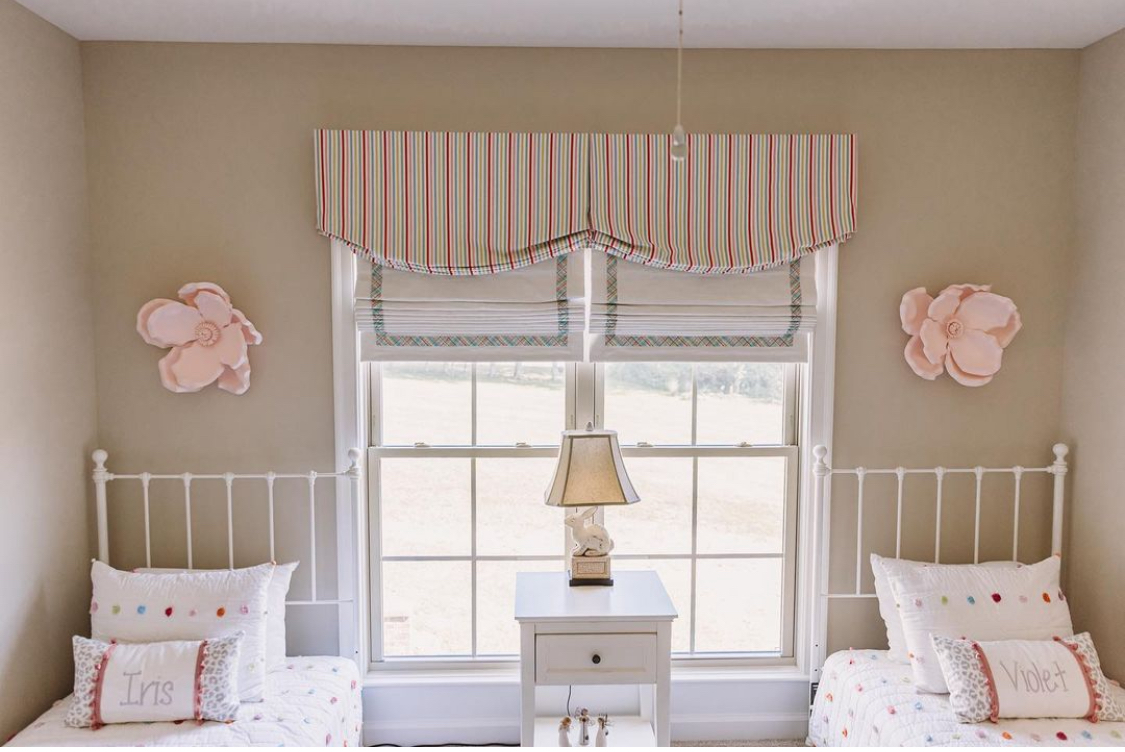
[808,442,1069,681]
[91,448,364,661]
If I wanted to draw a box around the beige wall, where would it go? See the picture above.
[0,0,96,740]
[1062,28,1125,678]
[79,43,1080,656]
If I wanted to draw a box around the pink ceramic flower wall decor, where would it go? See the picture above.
[900,284,1021,387]
[136,282,263,394]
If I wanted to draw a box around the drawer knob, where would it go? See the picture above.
[591,654,601,665]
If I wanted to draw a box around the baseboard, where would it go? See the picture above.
[364,716,520,747]
[363,712,809,746]
[671,711,809,742]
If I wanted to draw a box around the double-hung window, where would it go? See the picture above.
[368,360,800,663]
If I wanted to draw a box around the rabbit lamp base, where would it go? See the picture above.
[566,507,615,586]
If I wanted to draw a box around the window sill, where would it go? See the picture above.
[363,663,809,688]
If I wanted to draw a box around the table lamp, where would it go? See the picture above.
[544,424,640,586]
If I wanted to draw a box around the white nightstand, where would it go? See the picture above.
[514,570,677,747]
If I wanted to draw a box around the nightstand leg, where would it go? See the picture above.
[656,622,672,746]
[520,623,535,746]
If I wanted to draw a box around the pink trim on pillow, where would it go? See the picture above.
[1055,636,1099,722]
[193,640,208,723]
[90,643,117,730]
[971,641,1001,723]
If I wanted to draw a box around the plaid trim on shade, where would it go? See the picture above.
[588,133,856,273]
[602,255,804,349]
[363,254,573,348]
[316,130,590,276]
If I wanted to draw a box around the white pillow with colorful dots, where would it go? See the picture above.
[90,560,273,702]
[889,555,1073,693]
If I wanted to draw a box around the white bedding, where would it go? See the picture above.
[809,649,1125,747]
[6,656,361,747]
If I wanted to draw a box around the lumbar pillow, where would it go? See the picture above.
[65,633,242,728]
[138,562,298,670]
[90,560,273,701]
[932,632,1125,723]
[890,556,1073,693]
[871,554,1019,663]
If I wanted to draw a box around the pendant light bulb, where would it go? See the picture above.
[671,124,688,162]
[670,0,687,163]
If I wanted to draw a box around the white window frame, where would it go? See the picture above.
[330,238,840,677]
[366,361,801,668]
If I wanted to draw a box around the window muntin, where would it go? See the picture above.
[369,361,798,662]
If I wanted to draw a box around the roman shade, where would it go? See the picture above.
[352,244,585,361]
[588,250,818,362]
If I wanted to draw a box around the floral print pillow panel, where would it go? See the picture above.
[66,633,242,728]
[933,633,1125,723]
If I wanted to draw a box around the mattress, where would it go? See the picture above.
[809,649,1125,747]
[6,656,362,747]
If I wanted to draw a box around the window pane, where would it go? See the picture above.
[381,459,470,557]
[604,363,692,445]
[381,362,471,445]
[697,457,787,554]
[383,561,471,656]
[476,363,566,445]
[695,559,783,653]
[477,458,563,556]
[476,560,563,656]
[604,458,691,555]
[696,363,786,445]
[616,559,691,653]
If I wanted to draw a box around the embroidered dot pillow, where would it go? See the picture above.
[89,560,273,701]
[932,632,1125,723]
[889,556,1073,693]
[871,554,1019,663]
[65,633,242,728]
[138,561,298,670]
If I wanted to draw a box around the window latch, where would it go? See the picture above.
[636,441,653,448]
[413,442,430,448]
[738,441,753,448]
[515,442,531,448]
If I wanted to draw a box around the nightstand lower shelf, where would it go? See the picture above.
[533,716,656,747]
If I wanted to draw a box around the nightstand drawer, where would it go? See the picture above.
[535,632,657,685]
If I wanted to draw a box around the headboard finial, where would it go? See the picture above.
[812,445,829,477]
[1053,443,1069,462]
[92,448,108,467]
[346,448,362,478]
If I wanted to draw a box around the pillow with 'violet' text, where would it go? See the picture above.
[871,554,1018,663]
[890,555,1073,693]
[90,560,273,701]
[932,632,1125,723]
[65,633,242,728]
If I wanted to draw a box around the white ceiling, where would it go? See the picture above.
[17,0,1125,49]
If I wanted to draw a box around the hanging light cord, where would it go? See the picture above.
[675,0,684,127]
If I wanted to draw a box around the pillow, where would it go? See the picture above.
[932,632,1125,723]
[890,556,1073,693]
[65,633,242,728]
[870,554,1019,663]
[138,562,298,670]
[90,560,273,701]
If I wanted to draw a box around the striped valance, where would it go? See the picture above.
[315,130,856,276]
[316,130,589,275]
[588,133,855,273]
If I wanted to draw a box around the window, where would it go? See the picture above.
[368,361,799,662]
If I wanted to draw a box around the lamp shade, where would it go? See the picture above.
[544,428,640,507]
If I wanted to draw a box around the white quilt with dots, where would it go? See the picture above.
[7,656,362,748]
[809,649,1125,747]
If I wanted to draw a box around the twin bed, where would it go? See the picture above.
[7,450,365,748]
[807,443,1125,747]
